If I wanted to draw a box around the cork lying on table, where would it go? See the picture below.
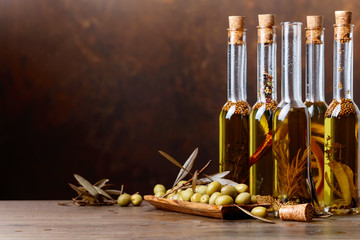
[279,203,313,222]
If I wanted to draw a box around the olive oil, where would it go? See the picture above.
[220,101,250,183]
[273,106,311,203]
[324,99,359,214]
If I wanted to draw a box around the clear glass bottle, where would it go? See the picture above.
[304,16,328,211]
[324,11,359,215]
[219,16,250,184]
[249,14,277,195]
[273,22,311,204]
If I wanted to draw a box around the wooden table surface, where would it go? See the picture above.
[1,201,360,239]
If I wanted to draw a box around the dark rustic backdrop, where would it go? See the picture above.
[0,0,359,199]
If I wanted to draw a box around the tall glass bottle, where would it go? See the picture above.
[324,11,359,215]
[219,16,250,184]
[304,16,327,210]
[249,14,277,195]
[273,22,311,204]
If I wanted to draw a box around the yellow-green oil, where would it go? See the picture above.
[219,101,250,184]
[324,99,359,215]
[249,102,276,195]
[305,101,327,211]
[273,106,311,203]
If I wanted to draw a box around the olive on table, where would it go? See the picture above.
[235,184,249,193]
[251,206,268,218]
[206,181,222,195]
[118,193,131,207]
[235,192,251,205]
[200,194,210,203]
[153,184,166,195]
[221,185,238,198]
[209,192,221,205]
[131,194,143,206]
[215,195,234,206]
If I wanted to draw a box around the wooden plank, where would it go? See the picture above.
[0,201,360,239]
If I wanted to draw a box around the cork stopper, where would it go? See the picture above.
[335,10,352,25]
[258,14,275,27]
[228,16,245,45]
[257,14,275,44]
[229,16,245,29]
[306,15,323,44]
[307,15,323,28]
[334,11,352,43]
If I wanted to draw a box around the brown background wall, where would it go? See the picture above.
[0,0,359,199]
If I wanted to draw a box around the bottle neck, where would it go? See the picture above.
[333,24,354,100]
[305,28,325,102]
[227,29,247,102]
[257,26,277,103]
[281,22,303,102]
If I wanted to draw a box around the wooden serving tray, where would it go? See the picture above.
[144,195,271,219]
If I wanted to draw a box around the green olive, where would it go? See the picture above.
[190,193,202,202]
[200,194,210,203]
[177,180,188,187]
[215,195,234,206]
[209,192,221,205]
[196,185,207,195]
[221,185,238,198]
[155,191,165,198]
[131,194,143,206]
[250,195,258,204]
[178,195,184,201]
[173,194,180,200]
[117,193,131,207]
[235,192,251,205]
[167,193,175,199]
[180,190,193,201]
[251,207,268,218]
[235,184,249,193]
[166,189,172,194]
[206,181,222,195]
[185,188,194,193]
[153,184,166,195]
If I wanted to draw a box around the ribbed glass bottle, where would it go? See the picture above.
[219,16,250,184]
[304,16,327,211]
[324,11,360,215]
[250,14,277,196]
[273,22,311,205]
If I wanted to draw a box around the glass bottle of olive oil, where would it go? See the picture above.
[273,22,311,205]
[324,11,360,215]
[304,16,328,211]
[249,14,277,196]
[219,16,250,184]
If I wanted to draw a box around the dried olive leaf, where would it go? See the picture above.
[159,151,188,172]
[74,174,98,197]
[94,186,113,200]
[68,183,93,197]
[198,171,231,183]
[192,170,198,192]
[173,148,198,187]
[216,178,238,187]
[234,205,275,224]
[94,179,109,188]
[105,189,122,196]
